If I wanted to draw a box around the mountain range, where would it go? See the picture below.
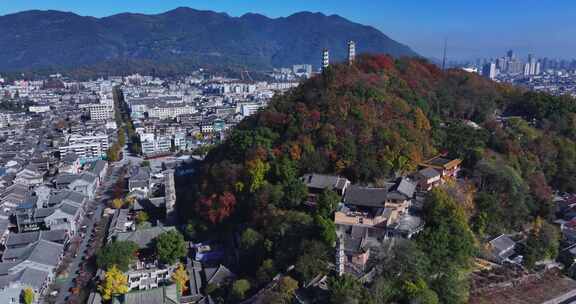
[0,7,418,72]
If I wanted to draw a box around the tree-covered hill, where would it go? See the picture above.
[0,8,417,71]
[179,54,576,303]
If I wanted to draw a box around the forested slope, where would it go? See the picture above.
[178,54,576,303]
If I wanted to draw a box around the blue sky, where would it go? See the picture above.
[1,0,575,60]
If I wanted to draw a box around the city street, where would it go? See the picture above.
[49,162,126,304]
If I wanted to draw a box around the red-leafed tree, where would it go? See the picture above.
[196,192,237,224]
[357,54,396,73]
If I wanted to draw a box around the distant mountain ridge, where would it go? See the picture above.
[0,7,418,71]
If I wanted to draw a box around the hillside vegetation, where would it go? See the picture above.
[179,54,576,303]
[0,8,416,71]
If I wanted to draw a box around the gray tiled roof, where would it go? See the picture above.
[187,260,203,296]
[61,152,79,164]
[119,285,179,304]
[59,202,80,216]
[344,186,388,208]
[489,235,516,254]
[28,240,64,266]
[0,218,9,234]
[40,229,68,242]
[301,173,349,191]
[34,207,56,218]
[2,245,34,261]
[17,267,49,289]
[5,231,40,248]
[129,166,151,181]
[0,266,49,290]
[3,239,63,266]
[0,262,19,275]
[0,183,29,202]
[396,178,416,199]
[418,167,441,179]
[204,264,235,285]
[49,190,86,206]
[54,173,79,185]
[115,226,176,248]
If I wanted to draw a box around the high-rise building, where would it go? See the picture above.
[347,41,356,65]
[524,62,531,76]
[482,62,497,80]
[528,54,537,75]
[506,50,515,60]
[535,62,541,75]
[322,49,330,71]
[507,60,524,75]
[497,57,507,71]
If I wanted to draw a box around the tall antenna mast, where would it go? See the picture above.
[441,38,448,71]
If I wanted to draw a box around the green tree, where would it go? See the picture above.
[316,189,340,218]
[96,241,138,271]
[256,259,277,285]
[295,240,329,283]
[328,274,364,304]
[232,279,251,300]
[270,156,298,183]
[107,145,120,162]
[155,230,187,264]
[471,192,505,236]
[255,183,284,207]
[430,267,469,304]
[277,276,299,302]
[381,240,431,282]
[282,179,308,208]
[524,217,560,268]
[403,278,439,304]
[418,189,476,273]
[135,211,149,225]
[246,159,270,193]
[240,228,263,250]
[315,215,337,246]
[371,277,399,304]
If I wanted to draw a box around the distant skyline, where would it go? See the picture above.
[1,0,575,60]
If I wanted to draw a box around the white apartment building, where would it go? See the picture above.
[147,104,196,120]
[173,132,186,150]
[59,134,110,162]
[68,134,109,149]
[0,113,11,128]
[59,143,106,162]
[88,103,114,121]
[140,133,171,156]
[237,102,264,117]
[28,105,51,113]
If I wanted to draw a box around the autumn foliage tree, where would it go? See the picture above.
[98,265,129,300]
[172,263,189,295]
[196,192,236,224]
[183,54,576,303]
[22,288,34,304]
